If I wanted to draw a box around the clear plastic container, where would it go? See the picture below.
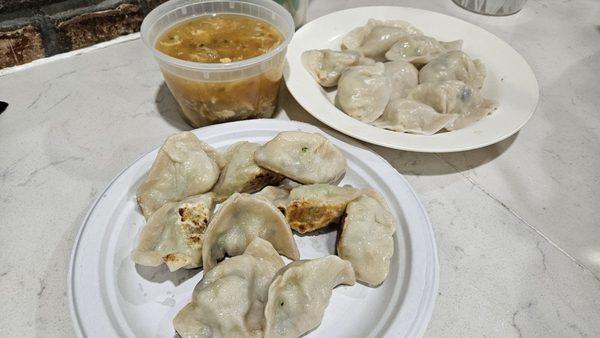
[452,0,527,16]
[141,0,295,127]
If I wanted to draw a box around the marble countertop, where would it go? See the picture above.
[1,0,599,336]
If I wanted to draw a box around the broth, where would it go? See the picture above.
[156,14,283,63]
[154,14,286,127]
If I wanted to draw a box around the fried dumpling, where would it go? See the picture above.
[372,98,458,135]
[336,63,391,123]
[254,131,346,185]
[173,238,284,338]
[384,60,419,100]
[385,35,462,66]
[211,142,284,202]
[201,193,299,271]
[264,255,356,338]
[284,184,361,234]
[342,19,423,60]
[302,49,361,87]
[132,193,215,271]
[337,190,396,286]
[409,80,497,130]
[136,131,221,219]
[418,50,486,89]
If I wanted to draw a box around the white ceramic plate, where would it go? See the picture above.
[69,119,438,337]
[284,6,539,152]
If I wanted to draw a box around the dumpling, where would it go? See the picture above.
[357,56,376,66]
[284,184,361,234]
[302,49,361,87]
[372,98,458,135]
[211,142,284,202]
[409,80,497,130]
[336,63,391,123]
[384,60,418,100]
[385,35,462,66]
[173,238,284,338]
[255,184,361,234]
[132,193,215,271]
[254,131,346,185]
[201,193,299,271]
[336,190,396,286]
[136,131,221,219]
[418,50,486,89]
[342,19,423,60]
[254,185,291,212]
[264,255,356,338]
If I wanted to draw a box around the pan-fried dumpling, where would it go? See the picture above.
[132,193,215,271]
[201,193,299,271]
[284,184,361,234]
[173,238,284,338]
[337,190,395,286]
[136,132,221,219]
[418,50,486,89]
[336,63,391,123]
[264,255,356,338]
[409,80,497,130]
[254,131,346,184]
[211,142,284,202]
[302,49,361,87]
[372,98,458,135]
[385,35,462,66]
[384,60,418,100]
[342,19,423,60]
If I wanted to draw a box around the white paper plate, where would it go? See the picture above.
[69,119,438,337]
[284,6,539,152]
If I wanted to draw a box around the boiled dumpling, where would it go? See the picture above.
[211,142,283,202]
[336,63,391,123]
[383,60,419,100]
[357,56,376,66]
[302,49,361,87]
[336,190,395,286]
[284,184,361,234]
[201,193,299,271]
[418,50,486,89]
[342,19,423,60]
[263,255,356,338]
[173,238,284,338]
[254,131,346,184]
[136,131,221,219]
[409,80,497,130]
[372,98,458,135]
[385,35,462,66]
[132,193,214,271]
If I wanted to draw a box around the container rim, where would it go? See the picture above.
[140,0,295,71]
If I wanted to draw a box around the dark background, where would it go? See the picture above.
[0,0,167,69]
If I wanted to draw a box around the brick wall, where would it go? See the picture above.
[0,0,168,69]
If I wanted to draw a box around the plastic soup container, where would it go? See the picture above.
[141,0,295,127]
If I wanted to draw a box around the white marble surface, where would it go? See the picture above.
[1,0,599,336]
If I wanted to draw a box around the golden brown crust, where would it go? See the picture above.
[178,204,210,249]
[286,200,346,234]
[162,253,178,262]
[241,170,284,194]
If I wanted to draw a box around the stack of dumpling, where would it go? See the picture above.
[302,19,497,135]
[132,130,397,337]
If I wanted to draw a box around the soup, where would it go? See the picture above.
[156,14,283,63]
[155,14,286,127]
